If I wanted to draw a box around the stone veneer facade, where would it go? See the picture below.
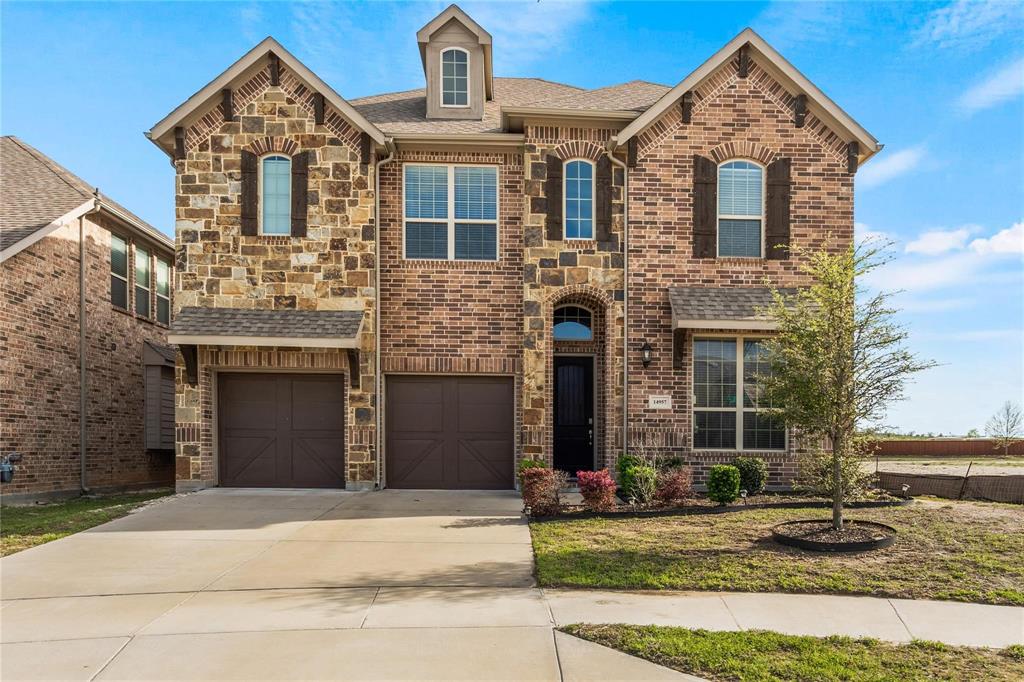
[1,214,175,499]
[169,46,859,490]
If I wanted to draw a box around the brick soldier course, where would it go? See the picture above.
[151,5,880,492]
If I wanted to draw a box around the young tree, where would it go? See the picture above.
[760,242,935,531]
[985,401,1022,456]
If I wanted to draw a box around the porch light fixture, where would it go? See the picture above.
[640,340,653,368]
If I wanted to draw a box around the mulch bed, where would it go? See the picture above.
[777,520,889,543]
[772,519,898,552]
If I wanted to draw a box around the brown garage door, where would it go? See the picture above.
[218,373,346,488]
[386,375,514,489]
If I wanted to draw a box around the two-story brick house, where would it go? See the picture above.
[1,136,176,501]
[152,5,879,492]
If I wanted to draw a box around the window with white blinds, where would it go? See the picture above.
[404,164,498,261]
[717,160,764,258]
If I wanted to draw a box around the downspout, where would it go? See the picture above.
[605,141,629,460]
[79,192,103,494]
[373,138,396,489]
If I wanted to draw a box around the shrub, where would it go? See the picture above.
[707,465,741,505]
[654,466,693,507]
[733,456,768,495]
[520,467,567,516]
[576,469,617,511]
[517,458,547,486]
[616,454,642,495]
[627,465,658,504]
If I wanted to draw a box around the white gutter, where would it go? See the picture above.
[80,195,103,493]
[374,138,397,490]
[0,199,96,263]
[604,141,629,461]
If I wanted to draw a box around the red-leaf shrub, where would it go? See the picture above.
[520,467,566,516]
[576,469,617,511]
[655,466,693,507]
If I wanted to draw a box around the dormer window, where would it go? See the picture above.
[441,48,469,107]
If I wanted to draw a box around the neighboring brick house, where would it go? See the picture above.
[151,5,880,492]
[0,136,176,501]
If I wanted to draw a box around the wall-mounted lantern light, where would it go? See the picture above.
[640,340,653,368]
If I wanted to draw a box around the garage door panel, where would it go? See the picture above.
[291,437,347,487]
[387,376,513,490]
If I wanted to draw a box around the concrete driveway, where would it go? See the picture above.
[1,489,689,681]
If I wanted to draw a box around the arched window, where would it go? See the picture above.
[260,154,291,235]
[717,159,763,258]
[441,48,469,107]
[564,159,594,240]
[553,305,593,341]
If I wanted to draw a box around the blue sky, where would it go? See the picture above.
[2,1,1022,435]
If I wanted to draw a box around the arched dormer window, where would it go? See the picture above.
[564,159,594,240]
[717,159,764,258]
[260,154,291,235]
[441,48,469,107]
[554,305,593,341]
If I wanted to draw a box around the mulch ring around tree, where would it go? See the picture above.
[772,518,897,552]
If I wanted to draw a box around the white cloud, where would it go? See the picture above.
[896,295,974,313]
[857,146,927,189]
[905,227,973,255]
[969,222,1024,255]
[753,2,859,48]
[958,58,1024,115]
[855,222,892,246]
[913,0,1024,51]
[917,329,1021,342]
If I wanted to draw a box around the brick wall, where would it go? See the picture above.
[0,215,174,498]
[172,64,376,488]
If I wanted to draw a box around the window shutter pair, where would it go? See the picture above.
[691,154,791,259]
[544,154,613,242]
[240,150,309,237]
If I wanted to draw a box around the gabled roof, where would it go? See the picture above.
[147,37,386,156]
[416,4,493,100]
[615,28,881,165]
[168,307,364,349]
[0,136,171,262]
[668,286,799,330]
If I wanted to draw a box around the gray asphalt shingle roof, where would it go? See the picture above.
[668,286,799,323]
[172,307,363,339]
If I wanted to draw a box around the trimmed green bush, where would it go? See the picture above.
[616,454,642,495]
[628,465,658,504]
[707,465,741,505]
[733,456,768,495]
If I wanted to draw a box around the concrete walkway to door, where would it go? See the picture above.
[0,488,691,681]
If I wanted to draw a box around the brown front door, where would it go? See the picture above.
[386,375,514,489]
[218,373,346,488]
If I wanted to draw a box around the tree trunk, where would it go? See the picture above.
[832,433,843,531]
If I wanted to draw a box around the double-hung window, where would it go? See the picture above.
[718,160,764,258]
[155,258,171,325]
[135,246,151,318]
[404,164,498,261]
[110,235,129,309]
[441,48,469,107]
[564,160,594,239]
[693,337,785,450]
[260,155,291,235]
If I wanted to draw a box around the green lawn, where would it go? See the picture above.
[531,500,1024,605]
[563,625,1024,682]
[1,490,172,556]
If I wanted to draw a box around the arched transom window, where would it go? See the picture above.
[717,159,763,258]
[553,305,593,341]
[260,154,291,235]
[441,48,469,107]
[564,160,594,240]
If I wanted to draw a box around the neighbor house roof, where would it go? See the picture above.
[168,307,364,348]
[0,136,171,262]
[668,286,798,330]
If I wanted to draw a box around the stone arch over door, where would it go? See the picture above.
[543,285,616,473]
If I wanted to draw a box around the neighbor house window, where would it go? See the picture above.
[693,337,785,450]
[260,154,291,235]
[404,164,498,261]
[441,48,469,107]
[564,160,594,240]
[110,235,128,309]
[134,246,151,318]
[156,258,170,325]
[718,160,763,258]
[553,305,593,341]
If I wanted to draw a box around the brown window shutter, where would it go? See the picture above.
[692,154,716,258]
[595,155,613,241]
[765,158,792,260]
[240,150,258,236]
[291,151,309,238]
[545,154,563,241]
